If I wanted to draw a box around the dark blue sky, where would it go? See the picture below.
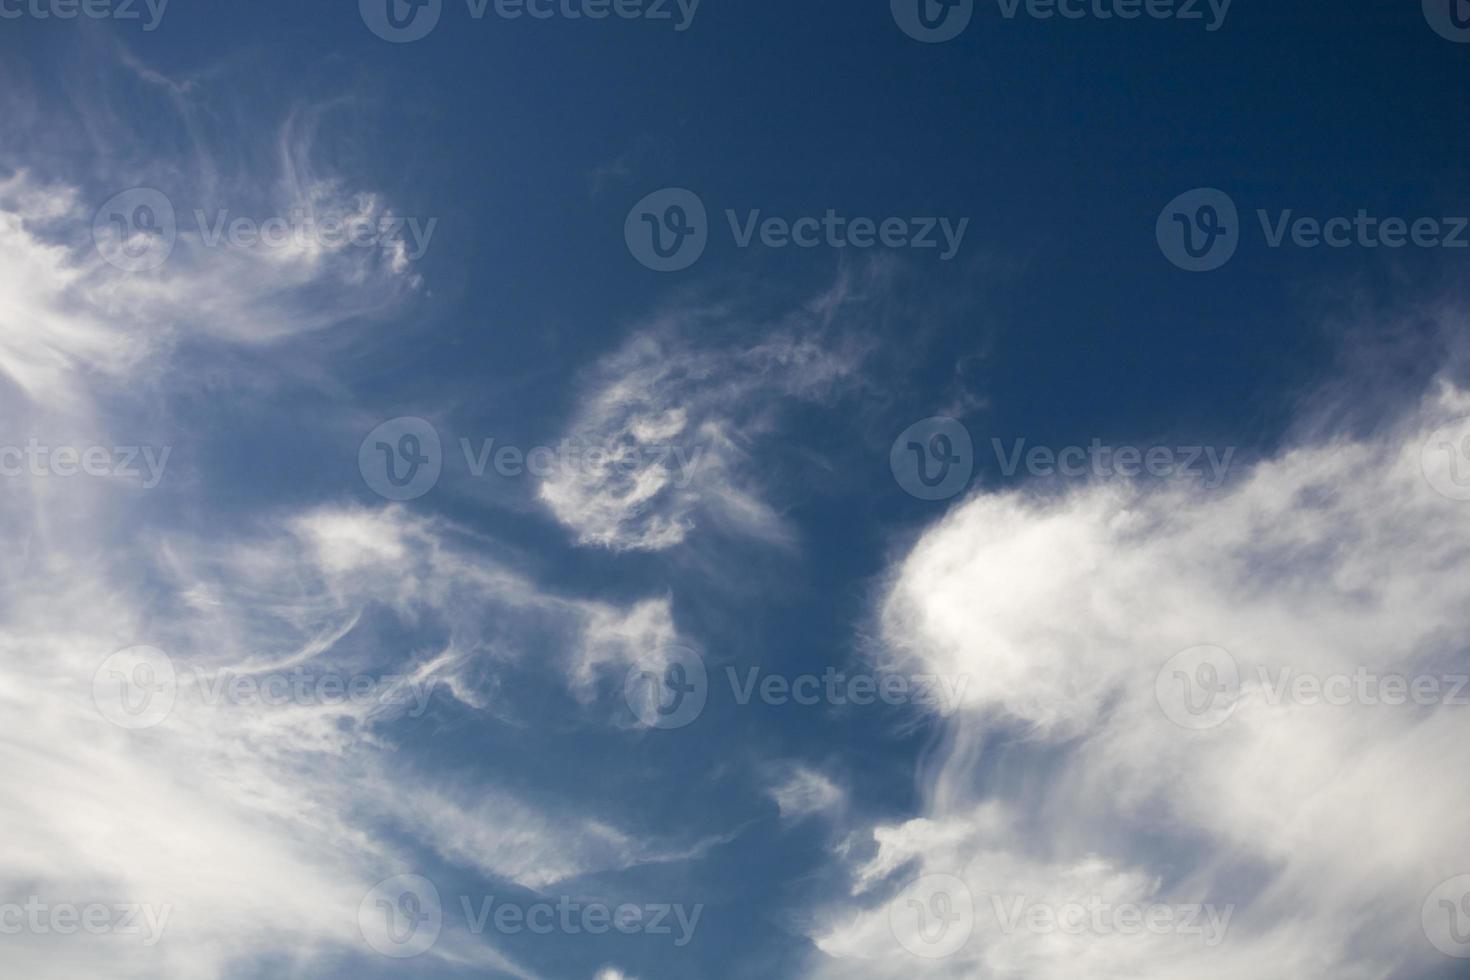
[1,2,1468,979]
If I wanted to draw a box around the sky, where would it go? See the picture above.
[1,1,1469,978]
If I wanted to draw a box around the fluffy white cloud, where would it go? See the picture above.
[807,378,1470,979]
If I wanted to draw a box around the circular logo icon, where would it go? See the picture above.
[891,0,974,43]
[360,0,442,42]
[1421,417,1470,501]
[890,417,974,501]
[1155,645,1241,730]
[93,188,177,273]
[360,417,442,501]
[359,875,442,958]
[1423,874,1470,958]
[889,873,974,959]
[1156,188,1239,272]
[623,645,708,730]
[1425,0,1470,42]
[625,188,708,272]
[92,646,178,730]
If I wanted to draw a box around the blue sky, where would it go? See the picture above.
[2,2,1470,979]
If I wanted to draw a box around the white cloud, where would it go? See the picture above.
[0,64,695,976]
[767,764,847,822]
[539,280,873,552]
[807,377,1470,979]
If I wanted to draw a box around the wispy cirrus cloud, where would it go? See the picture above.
[538,273,879,552]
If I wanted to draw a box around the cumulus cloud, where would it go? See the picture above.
[806,376,1470,979]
